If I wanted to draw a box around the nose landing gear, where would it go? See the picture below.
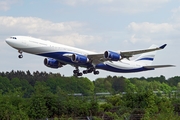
[18,50,23,58]
[18,55,23,58]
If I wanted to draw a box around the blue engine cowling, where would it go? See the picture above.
[71,54,89,64]
[104,51,121,61]
[44,58,62,69]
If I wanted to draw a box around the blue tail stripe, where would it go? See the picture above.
[136,57,154,61]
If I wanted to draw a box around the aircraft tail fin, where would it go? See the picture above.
[134,45,158,65]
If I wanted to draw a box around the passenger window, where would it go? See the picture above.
[10,37,16,39]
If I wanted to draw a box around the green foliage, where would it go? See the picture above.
[105,112,119,119]
[0,76,13,93]
[160,82,172,93]
[125,79,137,92]
[46,76,94,95]
[112,76,126,93]
[28,95,48,119]
[100,103,113,112]
[0,91,29,120]
[106,95,122,106]
[89,100,99,116]
[0,71,180,119]
[94,77,113,93]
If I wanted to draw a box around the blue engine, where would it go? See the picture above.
[104,51,121,61]
[71,54,89,64]
[44,58,62,69]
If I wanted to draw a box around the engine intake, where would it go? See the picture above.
[44,58,63,68]
[71,54,89,64]
[104,51,121,61]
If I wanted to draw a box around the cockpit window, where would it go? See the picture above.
[10,37,17,39]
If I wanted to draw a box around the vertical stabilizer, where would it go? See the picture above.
[134,45,158,65]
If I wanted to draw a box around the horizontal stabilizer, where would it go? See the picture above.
[143,65,175,69]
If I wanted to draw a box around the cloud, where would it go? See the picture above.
[0,16,82,35]
[59,0,170,14]
[127,22,177,44]
[100,0,170,14]
[45,33,102,47]
[128,22,173,33]
[128,34,151,44]
[60,0,114,6]
[171,6,180,22]
[0,16,102,47]
[0,0,20,11]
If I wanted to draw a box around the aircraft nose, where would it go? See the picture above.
[5,38,11,45]
[5,38,16,47]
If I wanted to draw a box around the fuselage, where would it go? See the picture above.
[5,36,152,74]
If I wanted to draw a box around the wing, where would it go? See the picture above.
[120,44,167,59]
[87,44,167,65]
[87,53,105,65]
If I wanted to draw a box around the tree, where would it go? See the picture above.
[0,90,29,120]
[28,95,48,119]
[112,76,126,93]
[0,76,13,93]
[125,79,137,92]
[28,81,51,119]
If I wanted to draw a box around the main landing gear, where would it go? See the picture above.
[82,68,99,75]
[73,67,99,77]
[73,67,83,77]
[18,50,23,58]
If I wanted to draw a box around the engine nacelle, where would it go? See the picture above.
[71,54,89,64]
[44,58,62,69]
[104,51,121,61]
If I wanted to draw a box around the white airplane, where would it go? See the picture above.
[6,36,174,76]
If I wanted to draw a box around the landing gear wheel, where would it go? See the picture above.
[73,70,79,74]
[18,50,23,59]
[87,69,93,73]
[18,55,23,58]
[77,72,83,76]
[73,72,83,77]
[83,70,88,74]
[94,71,99,75]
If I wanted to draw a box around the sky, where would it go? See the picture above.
[0,0,179,80]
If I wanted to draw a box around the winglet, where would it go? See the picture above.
[159,44,167,49]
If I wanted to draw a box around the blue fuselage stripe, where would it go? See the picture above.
[38,52,154,73]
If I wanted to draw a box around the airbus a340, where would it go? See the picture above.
[6,36,174,76]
